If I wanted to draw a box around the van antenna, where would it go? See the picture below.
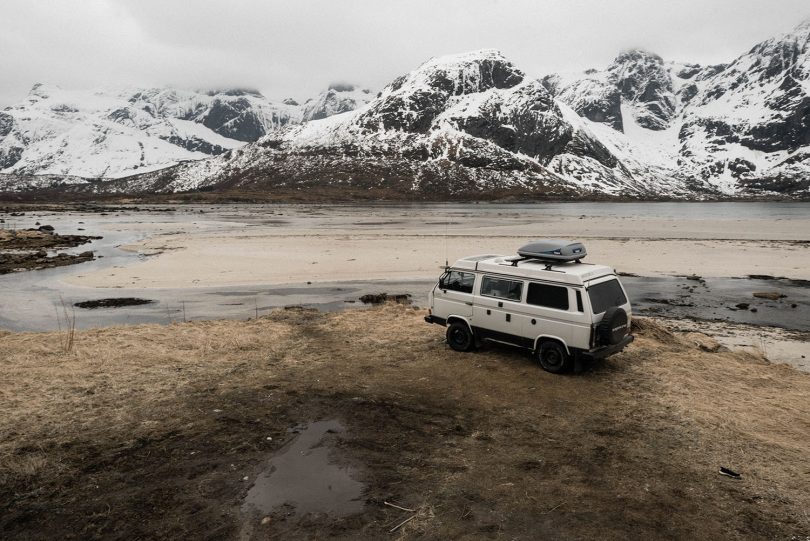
[444,214,449,268]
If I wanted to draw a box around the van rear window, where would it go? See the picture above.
[587,279,627,314]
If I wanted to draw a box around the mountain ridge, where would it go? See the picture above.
[0,83,371,180]
[17,50,699,199]
[2,19,810,199]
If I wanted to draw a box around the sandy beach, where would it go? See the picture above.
[64,204,810,288]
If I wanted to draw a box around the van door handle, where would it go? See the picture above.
[505,314,511,322]
[464,301,473,306]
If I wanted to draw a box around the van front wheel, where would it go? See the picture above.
[446,322,474,352]
[537,341,571,374]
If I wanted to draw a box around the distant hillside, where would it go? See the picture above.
[0,84,371,180]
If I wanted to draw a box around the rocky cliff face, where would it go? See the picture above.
[543,49,676,133]
[356,51,525,133]
[542,72,623,131]
[302,84,373,121]
[546,19,810,195]
[678,19,810,193]
[608,50,676,130]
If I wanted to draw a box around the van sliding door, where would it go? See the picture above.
[472,275,530,347]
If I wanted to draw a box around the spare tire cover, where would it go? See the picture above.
[598,307,628,345]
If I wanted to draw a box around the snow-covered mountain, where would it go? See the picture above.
[87,49,692,198]
[0,84,368,180]
[544,19,810,195]
[2,18,809,199]
[301,84,373,122]
[543,49,678,133]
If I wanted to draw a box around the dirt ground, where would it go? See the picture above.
[1,305,808,540]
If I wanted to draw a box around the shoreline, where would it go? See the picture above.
[2,202,808,371]
[1,191,809,205]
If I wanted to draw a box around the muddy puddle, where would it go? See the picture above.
[74,297,154,309]
[241,420,365,534]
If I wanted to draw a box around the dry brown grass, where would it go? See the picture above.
[627,319,810,516]
[0,315,293,486]
[0,306,808,540]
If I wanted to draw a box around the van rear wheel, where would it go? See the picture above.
[537,341,571,374]
[446,322,474,352]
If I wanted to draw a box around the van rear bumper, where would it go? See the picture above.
[424,315,447,326]
[583,334,634,360]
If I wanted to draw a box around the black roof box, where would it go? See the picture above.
[517,239,587,262]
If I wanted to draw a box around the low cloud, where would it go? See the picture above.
[1,0,808,107]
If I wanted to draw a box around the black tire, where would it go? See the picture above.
[597,307,629,346]
[446,321,474,352]
[537,341,571,374]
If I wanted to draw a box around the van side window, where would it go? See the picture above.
[527,283,570,310]
[576,290,584,312]
[480,276,523,301]
[439,270,475,294]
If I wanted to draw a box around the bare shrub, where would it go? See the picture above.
[54,297,76,354]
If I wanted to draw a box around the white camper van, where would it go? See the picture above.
[424,240,633,373]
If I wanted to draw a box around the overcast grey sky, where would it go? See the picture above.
[2,0,808,107]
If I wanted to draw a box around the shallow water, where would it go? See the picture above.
[628,275,810,330]
[242,420,365,517]
[467,201,810,220]
[0,276,431,331]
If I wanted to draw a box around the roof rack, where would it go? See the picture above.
[504,256,530,267]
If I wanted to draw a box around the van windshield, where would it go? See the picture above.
[587,279,627,314]
[439,270,475,294]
